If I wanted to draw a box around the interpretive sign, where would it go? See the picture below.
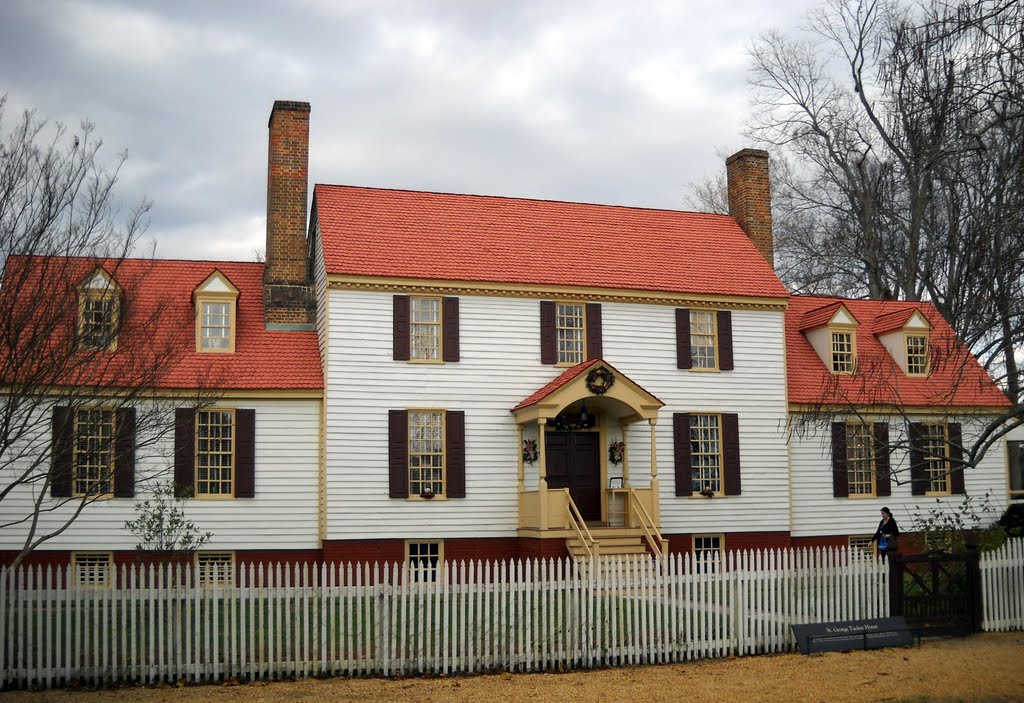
[792,617,912,654]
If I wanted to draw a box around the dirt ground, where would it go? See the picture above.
[2,632,1022,703]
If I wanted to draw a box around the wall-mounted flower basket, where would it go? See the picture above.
[420,488,436,499]
[608,441,625,465]
[699,485,715,498]
[522,439,538,465]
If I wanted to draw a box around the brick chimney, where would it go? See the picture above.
[264,100,315,327]
[726,148,774,267]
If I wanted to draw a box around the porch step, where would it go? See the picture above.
[566,535,651,559]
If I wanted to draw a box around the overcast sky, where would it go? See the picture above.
[0,0,819,262]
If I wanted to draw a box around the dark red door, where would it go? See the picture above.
[545,431,601,522]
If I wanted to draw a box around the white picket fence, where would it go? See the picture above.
[980,538,1024,632]
[0,541,1019,690]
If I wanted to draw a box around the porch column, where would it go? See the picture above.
[516,423,525,494]
[619,420,630,484]
[649,418,660,524]
[538,419,549,530]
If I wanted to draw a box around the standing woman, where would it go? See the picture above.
[870,507,900,560]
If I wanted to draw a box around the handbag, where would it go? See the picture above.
[879,536,889,551]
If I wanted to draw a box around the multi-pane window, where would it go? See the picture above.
[73,408,115,496]
[200,302,232,351]
[1009,441,1024,501]
[197,410,234,496]
[79,295,118,350]
[556,303,585,365]
[922,423,950,494]
[410,297,442,361]
[408,541,442,582]
[409,411,444,496]
[693,535,724,571]
[849,535,874,556]
[906,335,928,375]
[690,414,722,495]
[72,552,112,588]
[831,331,855,373]
[690,311,717,369]
[846,424,875,496]
[197,552,234,587]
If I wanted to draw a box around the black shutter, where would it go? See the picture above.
[586,303,602,360]
[676,309,692,369]
[722,413,742,496]
[948,422,966,495]
[174,408,197,498]
[442,297,460,362]
[446,411,466,498]
[717,311,734,371]
[393,295,410,361]
[673,412,692,496]
[831,422,849,498]
[540,301,557,365]
[874,422,891,497]
[113,408,136,498]
[50,406,74,498]
[909,422,927,496]
[388,410,409,498]
[235,409,256,498]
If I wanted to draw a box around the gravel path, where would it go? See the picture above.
[3,632,1022,703]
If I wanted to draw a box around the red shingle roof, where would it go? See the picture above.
[3,257,322,391]
[799,301,856,330]
[786,296,1007,408]
[315,186,789,299]
[512,360,601,411]
[873,308,924,335]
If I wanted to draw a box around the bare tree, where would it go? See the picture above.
[0,98,212,569]
[696,0,1024,473]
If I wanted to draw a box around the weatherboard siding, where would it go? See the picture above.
[323,290,790,539]
[0,398,320,551]
[789,414,1009,537]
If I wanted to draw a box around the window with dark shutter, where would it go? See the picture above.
[442,297,460,362]
[874,422,891,497]
[174,408,197,498]
[673,412,692,496]
[446,411,466,498]
[676,309,692,369]
[909,422,927,496]
[388,410,409,498]
[948,422,966,495]
[717,311,734,371]
[393,295,410,361]
[540,301,557,364]
[50,406,74,498]
[722,413,741,495]
[113,408,136,498]
[585,303,602,360]
[234,409,256,498]
[831,422,849,497]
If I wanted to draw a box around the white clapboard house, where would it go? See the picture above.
[0,100,1017,585]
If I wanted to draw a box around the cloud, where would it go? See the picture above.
[1,0,819,260]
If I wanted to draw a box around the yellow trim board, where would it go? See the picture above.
[327,275,789,311]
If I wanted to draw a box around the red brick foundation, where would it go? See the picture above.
[662,531,793,554]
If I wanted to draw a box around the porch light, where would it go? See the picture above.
[579,402,589,425]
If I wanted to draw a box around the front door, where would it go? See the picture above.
[545,431,601,522]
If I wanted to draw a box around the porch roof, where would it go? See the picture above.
[511,359,664,423]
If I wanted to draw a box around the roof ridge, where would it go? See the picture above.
[314,183,732,219]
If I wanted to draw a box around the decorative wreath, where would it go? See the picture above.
[522,439,539,465]
[585,366,615,395]
[608,441,626,465]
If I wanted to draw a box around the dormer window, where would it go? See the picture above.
[830,331,855,373]
[193,271,239,353]
[874,308,932,377]
[800,302,859,375]
[77,269,120,351]
[906,334,928,375]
